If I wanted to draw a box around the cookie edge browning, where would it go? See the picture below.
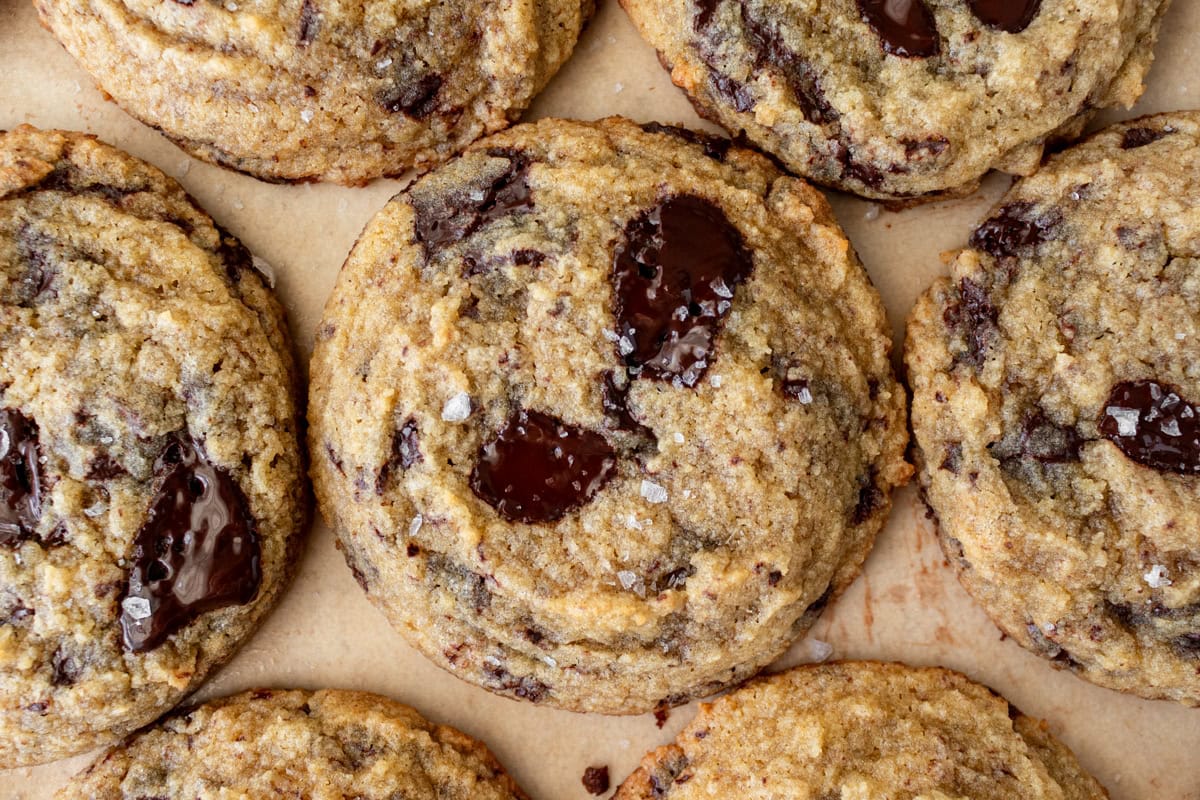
[55,688,530,800]
[618,0,1171,203]
[0,125,310,766]
[33,0,596,185]
[613,661,1109,799]
[905,111,1200,706]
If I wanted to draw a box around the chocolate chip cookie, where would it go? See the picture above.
[621,0,1170,201]
[907,112,1200,705]
[616,661,1107,799]
[34,0,592,185]
[0,126,306,766]
[57,688,527,799]
[309,116,909,714]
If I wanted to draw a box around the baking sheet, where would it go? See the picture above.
[1,0,1198,796]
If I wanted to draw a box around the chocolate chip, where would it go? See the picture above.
[1120,126,1171,150]
[943,277,998,368]
[119,436,260,652]
[87,454,127,480]
[851,471,882,524]
[993,409,1082,468]
[12,227,58,307]
[1099,380,1200,474]
[653,700,671,728]
[413,149,533,256]
[483,662,549,702]
[693,0,719,30]
[709,72,755,113]
[377,418,422,492]
[582,765,611,795]
[855,0,940,58]
[1025,623,1081,669]
[767,569,782,586]
[298,0,321,44]
[654,565,696,593]
[612,195,752,387]
[967,0,1041,33]
[470,410,616,524]
[1173,633,1200,657]
[601,370,651,438]
[640,122,732,161]
[0,409,44,548]
[969,201,1061,260]
[740,9,837,124]
[379,74,443,119]
[50,647,80,687]
[939,442,962,474]
[902,136,950,158]
[5,601,34,624]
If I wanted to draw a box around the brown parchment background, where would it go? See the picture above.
[0,1,1198,796]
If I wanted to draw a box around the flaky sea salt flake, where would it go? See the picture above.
[1105,406,1140,437]
[441,392,472,422]
[1144,564,1172,588]
[640,480,668,504]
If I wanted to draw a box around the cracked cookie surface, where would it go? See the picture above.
[0,126,306,766]
[35,0,592,184]
[309,116,909,714]
[615,661,1106,799]
[621,0,1169,201]
[907,112,1200,705]
[57,688,527,799]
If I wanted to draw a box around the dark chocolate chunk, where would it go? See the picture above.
[654,565,696,593]
[741,9,837,124]
[993,409,1082,468]
[694,0,719,30]
[470,410,616,524]
[582,766,611,796]
[298,0,321,44]
[939,442,962,474]
[483,662,549,702]
[943,277,998,367]
[50,647,80,687]
[851,471,882,524]
[968,0,1041,33]
[640,122,732,160]
[855,0,940,58]
[87,454,127,480]
[377,418,422,491]
[413,149,533,255]
[215,226,254,284]
[969,201,1061,259]
[1174,633,1200,657]
[710,72,756,113]
[379,74,443,119]
[1120,126,1171,150]
[119,436,260,652]
[1099,380,1200,474]
[903,136,950,158]
[612,195,752,387]
[0,409,43,548]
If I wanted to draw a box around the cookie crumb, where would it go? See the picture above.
[640,480,668,504]
[582,765,610,795]
[441,392,472,422]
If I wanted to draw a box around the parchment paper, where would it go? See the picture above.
[1,1,1198,796]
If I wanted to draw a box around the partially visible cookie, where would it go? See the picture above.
[35,0,593,184]
[621,0,1170,200]
[0,126,306,766]
[57,688,528,799]
[616,662,1107,799]
[907,112,1200,704]
[309,117,909,714]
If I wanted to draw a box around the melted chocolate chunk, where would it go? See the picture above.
[710,72,756,113]
[741,9,837,124]
[119,437,260,652]
[856,0,940,58]
[298,0,321,44]
[943,277,998,367]
[694,0,720,29]
[1120,126,1171,150]
[483,662,549,701]
[993,409,1083,467]
[0,409,43,548]
[414,150,533,255]
[378,418,422,492]
[640,122,732,160]
[968,0,1041,33]
[470,410,616,524]
[379,74,443,119]
[582,765,611,796]
[612,195,752,386]
[969,201,1061,259]
[1099,380,1200,474]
